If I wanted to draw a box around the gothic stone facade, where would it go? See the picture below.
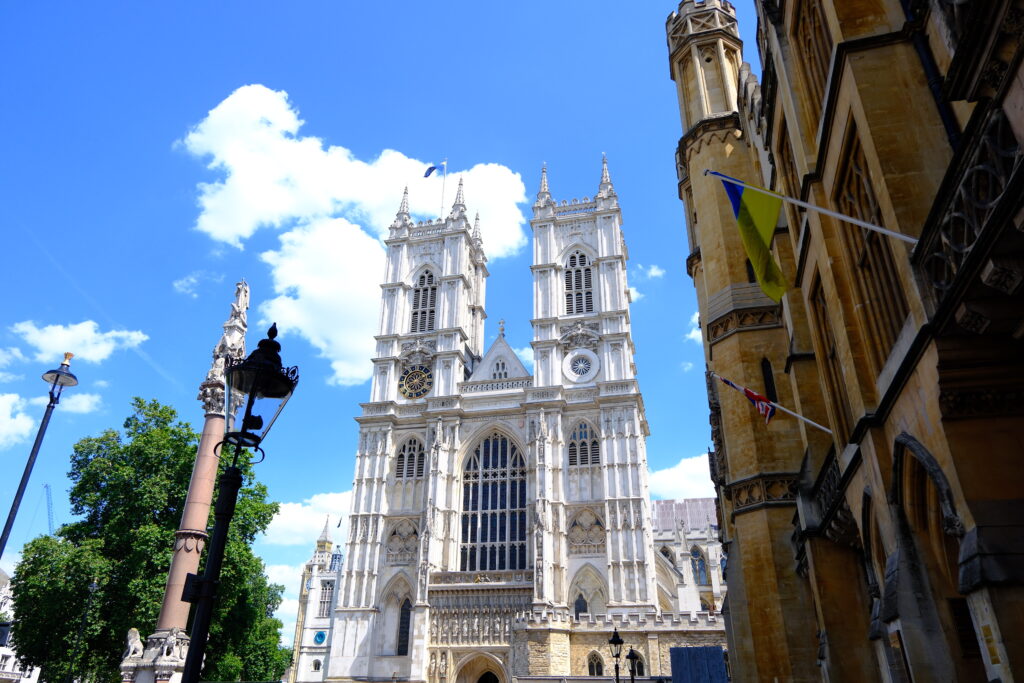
[288,168,726,683]
[667,0,1024,680]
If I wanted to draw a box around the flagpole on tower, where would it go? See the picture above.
[440,157,448,219]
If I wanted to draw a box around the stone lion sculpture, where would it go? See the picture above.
[123,628,144,659]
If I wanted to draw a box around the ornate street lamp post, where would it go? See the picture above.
[0,353,77,560]
[181,325,297,683]
[608,627,624,683]
[625,647,639,683]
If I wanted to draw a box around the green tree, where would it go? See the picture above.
[10,398,291,682]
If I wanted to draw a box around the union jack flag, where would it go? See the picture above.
[717,374,777,425]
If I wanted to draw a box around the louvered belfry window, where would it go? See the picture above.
[410,270,437,333]
[567,421,601,466]
[459,432,528,572]
[395,438,426,479]
[565,251,594,314]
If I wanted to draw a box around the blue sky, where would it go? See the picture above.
[0,1,759,641]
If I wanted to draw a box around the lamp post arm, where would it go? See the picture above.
[0,396,58,560]
[181,461,244,683]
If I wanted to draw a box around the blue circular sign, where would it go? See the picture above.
[313,631,326,645]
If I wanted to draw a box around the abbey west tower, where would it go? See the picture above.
[290,164,725,683]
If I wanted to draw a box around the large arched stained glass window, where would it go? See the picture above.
[460,432,528,571]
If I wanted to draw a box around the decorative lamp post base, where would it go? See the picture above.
[118,628,192,683]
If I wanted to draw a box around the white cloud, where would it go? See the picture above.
[648,454,716,499]
[173,270,224,298]
[182,84,528,257]
[681,361,694,372]
[28,392,102,414]
[262,490,352,547]
[0,394,35,450]
[0,347,26,368]
[183,84,529,385]
[629,286,644,302]
[632,264,665,281]
[685,311,702,344]
[513,345,534,369]
[93,380,110,388]
[0,372,22,383]
[11,321,148,364]
[260,218,382,386]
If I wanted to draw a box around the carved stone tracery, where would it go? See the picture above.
[567,508,606,555]
[558,321,601,351]
[386,519,419,564]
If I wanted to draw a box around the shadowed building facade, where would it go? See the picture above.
[666,0,1024,680]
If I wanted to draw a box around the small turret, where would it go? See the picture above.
[391,186,413,232]
[450,177,467,220]
[533,165,555,218]
[597,155,616,198]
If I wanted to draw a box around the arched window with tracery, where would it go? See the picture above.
[460,432,528,571]
[395,438,426,479]
[311,660,322,672]
[587,652,604,676]
[410,270,437,333]
[691,547,709,585]
[396,598,412,656]
[565,251,594,314]
[492,359,508,379]
[568,421,600,466]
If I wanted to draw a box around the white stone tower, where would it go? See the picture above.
[525,158,658,618]
[293,164,724,683]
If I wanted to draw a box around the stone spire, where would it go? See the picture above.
[597,155,616,197]
[473,212,482,241]
[318,516,332,543]
[197,280,249,416]
[535,164,552,208]
[392,186,412,228]
[450,176,467,219]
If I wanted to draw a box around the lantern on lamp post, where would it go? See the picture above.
[181,324,298,683]
[608,627,624,683]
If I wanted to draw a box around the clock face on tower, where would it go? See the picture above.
[398,364,434,399]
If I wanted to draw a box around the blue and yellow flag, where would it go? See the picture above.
[717,173,787,302]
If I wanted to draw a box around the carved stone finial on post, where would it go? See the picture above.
[499,319,506,337]
[197,280,249,416]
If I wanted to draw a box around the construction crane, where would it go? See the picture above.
[43,483,54,535]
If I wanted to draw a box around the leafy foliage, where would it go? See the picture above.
[10,398,291,682]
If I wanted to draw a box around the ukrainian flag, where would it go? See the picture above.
[717,173,787,302]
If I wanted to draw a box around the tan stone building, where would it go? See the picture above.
[666,0,1024,680]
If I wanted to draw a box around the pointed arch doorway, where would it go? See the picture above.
[453,654,506,683]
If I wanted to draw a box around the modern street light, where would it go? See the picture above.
[181,325,298,683]
[0,353,77,560]
[625,647,639,683]
[608,627,624,683]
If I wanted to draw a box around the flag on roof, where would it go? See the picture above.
[717,374,777,425]
[716,173,787,302]
[424,161,446,178]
